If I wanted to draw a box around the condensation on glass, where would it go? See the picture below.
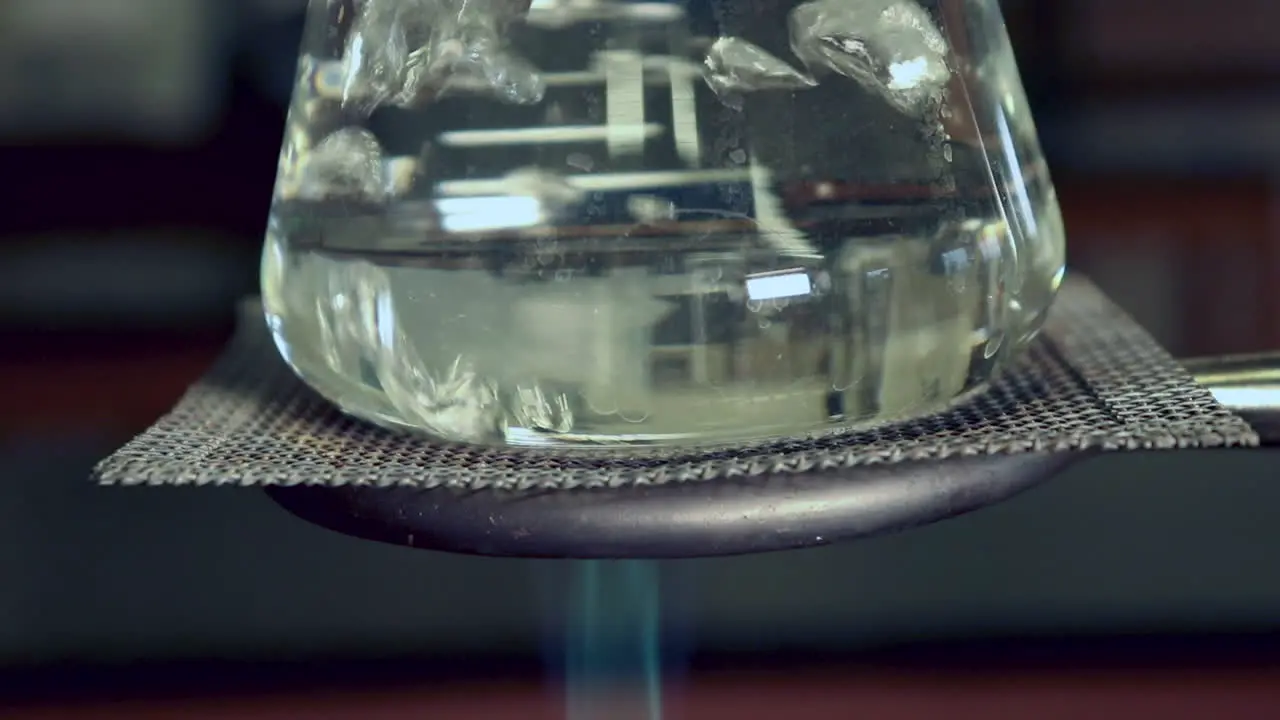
[261,0,1066,448]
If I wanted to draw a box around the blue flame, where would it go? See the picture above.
[536,559,687,720]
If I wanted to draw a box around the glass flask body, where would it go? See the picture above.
[262,0,1066,448]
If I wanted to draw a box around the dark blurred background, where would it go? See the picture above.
[2,0,1280,717]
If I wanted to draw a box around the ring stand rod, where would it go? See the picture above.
[1187,351,1280,444]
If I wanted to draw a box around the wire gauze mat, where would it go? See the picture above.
[95,276,1257,490]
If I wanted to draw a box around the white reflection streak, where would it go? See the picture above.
[746,270,812,301]
[437,196,545,232]
[439,124,664,147]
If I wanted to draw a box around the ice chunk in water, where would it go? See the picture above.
[511,384,575,434]
[425,32,546,105]
[340,0,429,112]
[395,3,546,107]
[702,37,816,108]
[319,260,508,442]
[385,350,507,443]
[789,0,950,116]
[342,0,543,111]
[294,128,387,202]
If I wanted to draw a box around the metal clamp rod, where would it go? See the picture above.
[1186,351,1280,444]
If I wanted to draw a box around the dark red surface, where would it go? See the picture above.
[8,669,1280,720]
[0,329,228,440]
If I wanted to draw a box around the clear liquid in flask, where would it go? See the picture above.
[262,0,1066,448]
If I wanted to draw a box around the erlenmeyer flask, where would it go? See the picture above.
[261,0,1065,448]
